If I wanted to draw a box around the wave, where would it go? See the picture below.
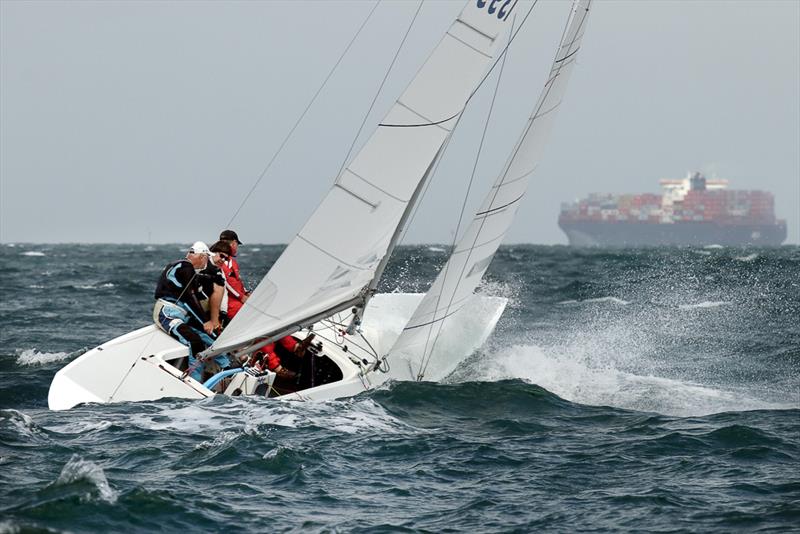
[464,343,792,417]
[559,296,630,306]
[678,301,731,310]
[16,348,82,366]
[53,455,118,504]
[130,396,413,437]
[74,283,116,290]
[20,251,45,257]
[735,253,759,262]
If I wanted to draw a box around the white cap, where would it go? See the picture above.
[188,241,211,256]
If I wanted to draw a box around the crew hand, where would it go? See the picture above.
[203,321,214,335]
[295,333,316,356]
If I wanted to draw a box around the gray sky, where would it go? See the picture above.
[1,0,798,245]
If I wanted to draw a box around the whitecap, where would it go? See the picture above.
[558,297,629,306]
[74,283,115,290]
[0,409,37,438]
[16,348,75,366]
[250,247,261,252]
[735,253,758,262]
[0,520,21,534]
[54,456,118,504]
[27,284,45,289]
[678,301,731,310]
[704,244,725,249]
[472,343,790,417]
[20,251,45,257]
[427,246,446,252]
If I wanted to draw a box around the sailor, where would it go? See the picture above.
[250,333,316,382]
[196,240,232,333]
[218,229,249,320]
[153,241,230,381]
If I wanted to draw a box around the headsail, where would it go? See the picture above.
[387,0,593,380]
[208,2,517,357]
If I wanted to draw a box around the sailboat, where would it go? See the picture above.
[48,0,592,410]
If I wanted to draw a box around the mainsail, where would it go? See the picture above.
[387,0,592,380]
[207,2,517,357]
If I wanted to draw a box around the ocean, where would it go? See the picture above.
[1,244,798,532]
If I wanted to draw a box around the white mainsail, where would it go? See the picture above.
[387,0,593,381]
[208,3,517,357]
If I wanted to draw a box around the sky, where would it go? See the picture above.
[1,0,798,245]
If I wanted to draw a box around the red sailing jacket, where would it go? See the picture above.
[255,336,298,371]
[221,257,247,318]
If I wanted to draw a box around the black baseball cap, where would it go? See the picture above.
[219,229,243,245]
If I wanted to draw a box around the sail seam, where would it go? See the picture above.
[475,193,525,217]
[451,230,505,257]
[380,105,459,129]
[445,30,493,59]
[491,165,539,190]
[394,101,453,132]
[454,17,496,44]
[402,302,468,330]
[333,182,379,209]
[296,235,371,271]
[533,100,562,121]
[345,169,408,203]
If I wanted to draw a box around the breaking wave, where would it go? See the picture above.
[15,348,78,366]
[53,456,118,503]
[470,343,790,417]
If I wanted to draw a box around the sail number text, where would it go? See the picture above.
[477,0,516,20]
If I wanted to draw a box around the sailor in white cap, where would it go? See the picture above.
[152,241,230,381]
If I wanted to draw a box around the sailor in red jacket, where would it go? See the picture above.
[218,229,248,320]
[250,334,316,380]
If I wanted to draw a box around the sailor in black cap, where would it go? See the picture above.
[218,230,249,319]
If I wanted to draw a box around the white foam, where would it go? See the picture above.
[0,520,20,534]
[426,246,446,252]
[678,301,731,310]
[75,283,115,290]
[475,343,788,417]
[131,396,413,437]
[16,349,75,366]
[704,244,725,249]
[0,409,37,438]
[735,253,759,262]
[20,251,45,257]
[558,296,630,306]
[55,456,118,503]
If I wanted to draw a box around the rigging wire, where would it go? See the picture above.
[417,1,588,380]
[396,0,540,246]
[224,0,382,228]
[416,12,517,381]
[336,0,425,178]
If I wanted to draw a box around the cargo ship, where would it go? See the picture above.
[558,172,787,246]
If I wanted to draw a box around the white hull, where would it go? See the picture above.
[48,294,506,410]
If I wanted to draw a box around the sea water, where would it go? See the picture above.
[1,244,798,532]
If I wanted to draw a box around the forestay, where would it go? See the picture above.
[208,2,517,357]
[388,0,593,381]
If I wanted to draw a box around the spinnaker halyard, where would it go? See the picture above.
[387,0,593,382]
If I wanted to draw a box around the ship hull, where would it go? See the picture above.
[559,220,787,247]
